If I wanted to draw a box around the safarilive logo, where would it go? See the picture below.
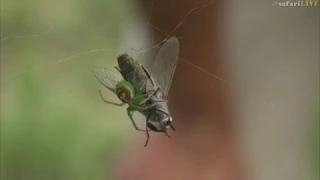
[273,0,319,7]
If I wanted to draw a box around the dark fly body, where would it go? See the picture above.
[116,53,175,146]
[94,36,179,146]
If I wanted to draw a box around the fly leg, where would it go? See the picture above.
[126,107,147,132]
[170,125,176,131]
[129,103,157,111]
[114,66,121,73]
[99,89,125,106]
[144,113,152,147]
[138,87,161,105]
[164,132,171,138]
[129,94,158,111]
[151,99,168,104]
[145,122,150,146]
[114,66,127,81]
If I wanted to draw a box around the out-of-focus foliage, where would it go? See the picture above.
[1,0,136,179]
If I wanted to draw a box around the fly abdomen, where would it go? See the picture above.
[117,54,134,76]
[117,54,148,93]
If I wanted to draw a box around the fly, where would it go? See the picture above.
[93,36,179,146]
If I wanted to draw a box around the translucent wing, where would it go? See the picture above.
[93,67,123,93]
[149,36,180,97]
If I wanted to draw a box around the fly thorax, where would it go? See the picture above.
[115,81,135,103]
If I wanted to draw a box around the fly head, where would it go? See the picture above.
[146,109,175,132]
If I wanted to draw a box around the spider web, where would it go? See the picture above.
[0,0,227,85]
[0,0,277,112]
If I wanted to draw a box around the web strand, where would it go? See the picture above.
[133,0,226,85]
[1,26,53,42]
[133,0,217,54]
[179,57,230,86]
[1,0,218,84]
[1,48,113,83]
[0,0,276,109]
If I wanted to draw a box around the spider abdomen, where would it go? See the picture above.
[115,81,135,103]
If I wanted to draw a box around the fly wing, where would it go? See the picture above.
[151,36,180,97]
[93,67,123,93]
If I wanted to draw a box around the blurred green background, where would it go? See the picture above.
[1,0,141,179]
